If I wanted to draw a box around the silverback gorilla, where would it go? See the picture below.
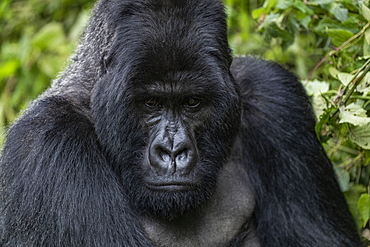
[0,0,362,246]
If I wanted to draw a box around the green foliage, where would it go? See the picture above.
[228,0,370,235]
[0,0,92,146]
[1,0,370,237]
[359,193,370,228]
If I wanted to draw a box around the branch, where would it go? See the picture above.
[308,21,370,80]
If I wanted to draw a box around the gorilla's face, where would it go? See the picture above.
[120,66,242,219]
[93,49,242,220]
[93,65,241,220]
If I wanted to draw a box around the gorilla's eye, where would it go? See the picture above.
[145,98,161,107]
[186,98,201,108]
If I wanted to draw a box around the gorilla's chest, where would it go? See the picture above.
[140,162,260,247]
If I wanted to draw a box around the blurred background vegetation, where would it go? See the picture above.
[0,0,370,242]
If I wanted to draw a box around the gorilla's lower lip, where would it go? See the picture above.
[145,182,196,191]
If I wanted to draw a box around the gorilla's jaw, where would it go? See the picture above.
[127,159,222,220]
[133,188,213,220]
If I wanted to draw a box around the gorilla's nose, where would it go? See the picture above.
[149,129,198,175]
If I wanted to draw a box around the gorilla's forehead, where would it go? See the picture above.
[132,70,223,98]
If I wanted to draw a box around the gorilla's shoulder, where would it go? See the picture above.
[231,56,297,85]
[231,56,301,97]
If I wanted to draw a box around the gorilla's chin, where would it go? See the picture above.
[131,180,215,220]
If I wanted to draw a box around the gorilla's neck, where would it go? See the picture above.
[139,150,260,247]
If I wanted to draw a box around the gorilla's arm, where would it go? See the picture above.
[0,96,153,246]
[231,56,361,247]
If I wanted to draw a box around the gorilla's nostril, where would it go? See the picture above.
[175,149,188,161]
[158,147,171,162]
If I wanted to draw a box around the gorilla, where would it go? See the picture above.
[0,0,362,246]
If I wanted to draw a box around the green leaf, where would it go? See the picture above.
[304,80,330,96]
[362,3,370,21]
[358,194,370,227]
[265,0,278,12]
[356,73,370,94]
[344,185,367,228]
[365,40,370,57]
[339,103,370,126]
[263,13,280,24]
[312,95,329,119]
[276,0,293,10]
[315,107,335,136]
[252,8,264,19]
[329,66,340,78]
[314,18,343,36]
[68,10,90,43]
[293,0,314,15]
[365,28,370,45]
[311,0,334,5]
[263,22,293,44]
[337,72,355,86]
[0,0,11,18]
[32,23,67,51]
[330,3,348,22]
[298,15,311,29]
[38,55,66,78]
[335,168,350,192]
[286,15,300,37]
[348,124,370,149]
[0,60,19,79]
[327,29,353,47]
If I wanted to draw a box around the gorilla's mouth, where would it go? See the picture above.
[145,182,198,191]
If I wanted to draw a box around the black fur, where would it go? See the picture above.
[233,57,361,246]
[0,0,361,246]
